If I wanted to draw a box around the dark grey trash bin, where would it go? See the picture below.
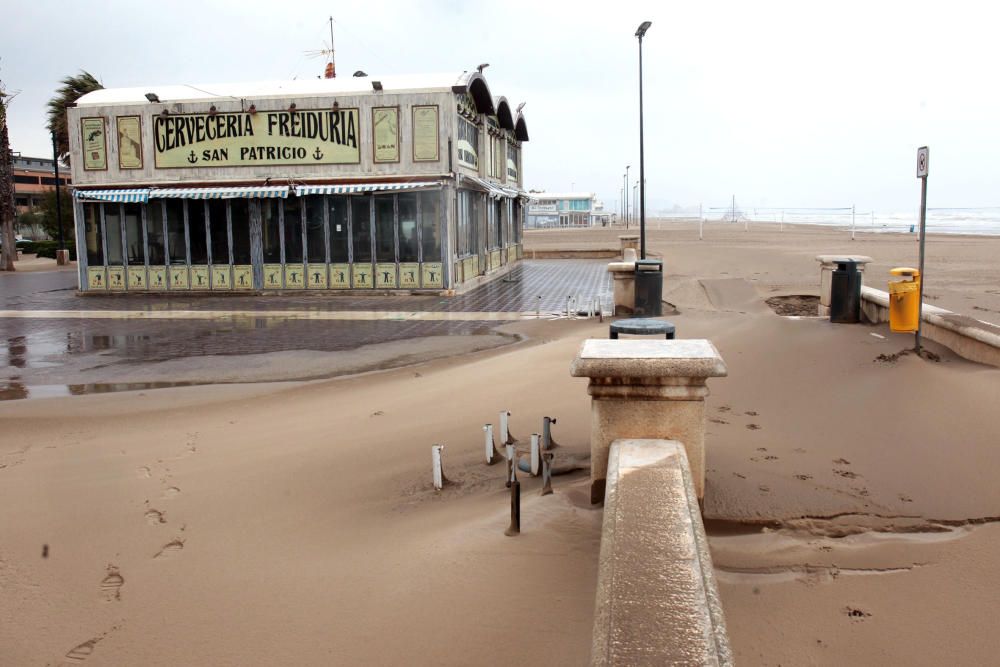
[633,259,663,317]
[830,259,861,323]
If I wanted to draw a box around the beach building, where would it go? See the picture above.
[13,155,72,214]
[65,72,529,293]
[526,192,601,228]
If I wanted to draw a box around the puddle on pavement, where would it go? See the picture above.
[0,379,203,401]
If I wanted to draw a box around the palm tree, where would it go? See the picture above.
[1,80,17,271]
[47,71,103,165]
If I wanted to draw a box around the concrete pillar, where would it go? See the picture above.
[570,339,728,503]
[618,234,639,258]
[816,254,873,316]
[607,262,636,316]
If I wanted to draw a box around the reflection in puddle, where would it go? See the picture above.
[0,379,203,401]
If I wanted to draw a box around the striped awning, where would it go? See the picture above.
[73,189,150,203]
[294,181,441,196]
[464,176,511,199]
[149,186,290,199]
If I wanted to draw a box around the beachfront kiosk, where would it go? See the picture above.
[65,72,529,293]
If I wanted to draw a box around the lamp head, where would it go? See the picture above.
[635,21,652,38]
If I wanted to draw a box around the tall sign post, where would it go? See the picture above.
[915,146,929,355]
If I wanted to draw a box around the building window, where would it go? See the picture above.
[165,200,187,263]
[283,198,303,264]
[419,191,440,262]
[146,202,165,265]
[374,196,395,263]
[352,196,373,263]
[328,196,349,263]
[397,193,418,263]
[188,202,208,264]
[84,203,103,265]
[261,200,281,264]
[104,204,124,265]
[208,199,229,265]
[230,199,251,264]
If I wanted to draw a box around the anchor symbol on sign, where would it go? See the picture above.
[313,147,324,160]
[187,150,198,164]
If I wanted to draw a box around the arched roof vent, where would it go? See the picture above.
[451,71,495,115]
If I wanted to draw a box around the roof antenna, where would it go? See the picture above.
[477,63,490,73]
[305,17,337,78]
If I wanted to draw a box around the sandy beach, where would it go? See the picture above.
[2,222,999,665]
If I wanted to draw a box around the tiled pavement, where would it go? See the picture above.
[3,260,611,314]
[1,261,612,370]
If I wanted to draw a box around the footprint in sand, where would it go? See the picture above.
[746,424,762,430]
[100,566,124,602]
[756,447,768,452]
[732,472,746,479]
[709,418,729,425]
[144,509,166,525]
[745,410,759,416]
[846,607,872,620]
[794,448,807,454]
[716,406,732,413]
[898,494,913,503]
[136,466,151,479]
[833,458,851,465]
[834,469,860,479]
[161,486,181,500]
[154,539,185,559]
[758,485,771,493]
[795,474,813,481]
[64,638,99,662]
[764,455,779,461]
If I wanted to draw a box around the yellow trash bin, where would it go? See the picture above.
[888,267,920,332]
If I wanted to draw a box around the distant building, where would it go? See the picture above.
[13,155,71,212]
[526,192,606,227]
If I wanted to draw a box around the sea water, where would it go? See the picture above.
[687,207,1000,236]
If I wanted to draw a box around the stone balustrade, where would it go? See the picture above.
[591,438,733,666]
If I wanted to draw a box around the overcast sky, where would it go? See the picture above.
[3,0,997,213]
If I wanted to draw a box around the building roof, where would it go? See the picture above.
[528,192,596,200]
[77,71,489,106]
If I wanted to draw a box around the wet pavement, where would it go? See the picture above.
[1,260,612,400]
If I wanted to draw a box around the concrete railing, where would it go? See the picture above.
[861,286,1000,368]
[592,439,733,666]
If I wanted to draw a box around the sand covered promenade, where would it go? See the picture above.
[2,223,999,665]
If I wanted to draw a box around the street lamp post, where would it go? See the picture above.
[625,165,630,229]
[636,20,651,259]
[52,132,64,253]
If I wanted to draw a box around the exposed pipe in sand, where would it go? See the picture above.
[541,452,554,496]
[432,445,445,490]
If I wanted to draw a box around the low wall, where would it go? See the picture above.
[861,286,1000,368]
[527,249,620,259]
[592,439,732,666]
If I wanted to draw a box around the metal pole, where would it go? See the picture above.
[625,167,630,229]
[638,34,647,259]
[699,203,703,240]
[851,204,856,241]
[52,133,64,251]
[916,173,928,354]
